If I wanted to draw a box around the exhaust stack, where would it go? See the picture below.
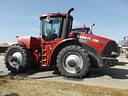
[61,8,74,39]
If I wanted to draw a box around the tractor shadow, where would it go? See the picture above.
[8,67,60,79]
[4,61,128,80]
[88,61,128,79]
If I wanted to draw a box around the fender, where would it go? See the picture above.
[79,39,103,67]
[17,36,41,49]
[50,38,103,67]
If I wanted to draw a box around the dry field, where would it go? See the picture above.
[0,77,128,96]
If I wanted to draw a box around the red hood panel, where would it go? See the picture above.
[79,34,114,54]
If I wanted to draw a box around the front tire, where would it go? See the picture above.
[57,45,90,78]
[5,44,33,73]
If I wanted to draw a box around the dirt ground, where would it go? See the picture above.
[0,54,128,89]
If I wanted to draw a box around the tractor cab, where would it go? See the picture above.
[40,10,73,41]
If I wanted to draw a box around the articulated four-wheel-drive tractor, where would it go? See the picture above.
[5,8,119,78]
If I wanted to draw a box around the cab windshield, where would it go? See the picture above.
[41,17,62,41]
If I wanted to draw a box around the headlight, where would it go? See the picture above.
[111,52,118,56]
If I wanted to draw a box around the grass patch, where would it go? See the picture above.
[0,78,128,96]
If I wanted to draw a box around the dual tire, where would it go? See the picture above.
[57,45,90,78]
[5,44,33,73]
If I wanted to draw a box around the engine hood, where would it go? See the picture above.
[79,33,118,56]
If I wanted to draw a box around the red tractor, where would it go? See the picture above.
[5,8,119,78]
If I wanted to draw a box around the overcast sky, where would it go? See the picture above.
[0,0,128,43]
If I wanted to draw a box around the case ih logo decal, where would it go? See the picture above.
[80,36,99,43]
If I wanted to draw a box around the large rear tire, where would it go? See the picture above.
[57,45,90,78]
[5,44,33,73]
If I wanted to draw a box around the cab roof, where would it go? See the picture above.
[40,13,67,18]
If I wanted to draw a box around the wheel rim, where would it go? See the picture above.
[63,54,83,74]
[8,52,23,69]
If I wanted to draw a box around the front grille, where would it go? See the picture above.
[102,41,119,57]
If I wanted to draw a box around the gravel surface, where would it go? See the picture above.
[0,55,128,89]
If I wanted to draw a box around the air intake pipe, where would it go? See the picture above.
[61,8,74,39]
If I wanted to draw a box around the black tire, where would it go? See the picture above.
[5,44,33,73]
[56,45,90,78]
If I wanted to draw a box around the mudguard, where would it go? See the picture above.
[17,36,41,49]
[50,38,103,67]
[79,39,103,67]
